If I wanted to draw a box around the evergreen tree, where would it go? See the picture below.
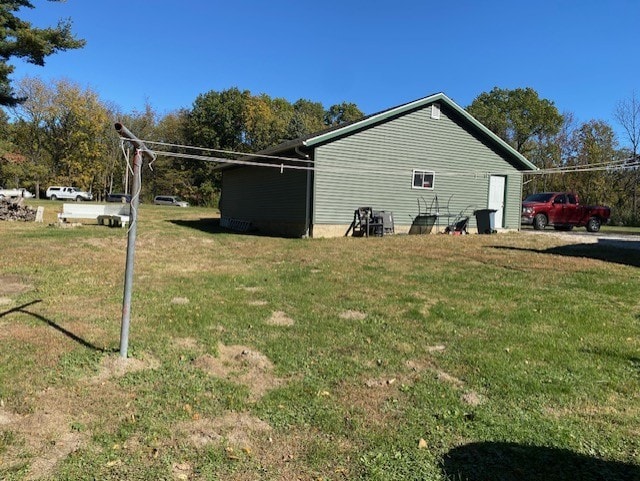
[0,0,85,106]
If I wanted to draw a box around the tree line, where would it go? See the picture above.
[0,78,365,206]
[1,79,639,224]
[467,87,640,225]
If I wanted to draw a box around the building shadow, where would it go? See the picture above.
[442,441,639,481]
[1,300,115,353]
[169,217,227,234]
[169,218,281,238]
[493,239,640,268]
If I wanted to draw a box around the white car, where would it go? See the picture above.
[46,186,93,201]
[0,187,34,199]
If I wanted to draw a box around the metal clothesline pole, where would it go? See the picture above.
[114,122,156,358]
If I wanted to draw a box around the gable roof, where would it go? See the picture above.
[262,92,537,171]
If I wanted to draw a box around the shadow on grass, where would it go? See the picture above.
[493,239,640,268]
[0,300,116,353]
[442,441,639,481]
[169,217,226,234]
[580,347,640,375]
[169,218,278,237]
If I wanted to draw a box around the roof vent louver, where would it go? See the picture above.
[431,103,441,120]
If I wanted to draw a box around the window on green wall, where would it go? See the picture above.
[412,170,435,189]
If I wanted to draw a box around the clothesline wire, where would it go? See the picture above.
[119,136,640,177]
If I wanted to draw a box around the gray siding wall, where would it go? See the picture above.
[220,165,308,235]
[313,104,524,230]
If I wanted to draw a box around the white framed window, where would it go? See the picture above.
[412,170,435,189]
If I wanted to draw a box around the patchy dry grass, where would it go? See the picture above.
[1,202,639,480]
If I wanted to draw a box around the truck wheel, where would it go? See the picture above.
[75,196,82,202]
[586,217,601,232]
[51,195,57,201]
[533,213,547,230]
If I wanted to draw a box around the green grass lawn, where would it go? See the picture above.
[1,202,639,480]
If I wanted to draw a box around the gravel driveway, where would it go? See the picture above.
[520,229,640,251]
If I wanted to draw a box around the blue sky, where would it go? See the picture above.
[13,0,640,146]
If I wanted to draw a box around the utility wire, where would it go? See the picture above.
[528,160,640,175]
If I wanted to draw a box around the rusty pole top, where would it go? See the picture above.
[114,122,157,162]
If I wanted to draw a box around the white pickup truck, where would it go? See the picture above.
[46,186,93,201]
[0,187,34,199]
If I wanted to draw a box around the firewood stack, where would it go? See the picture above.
[0,197,36,221]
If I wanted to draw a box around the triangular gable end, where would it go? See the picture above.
[302,92,537,172]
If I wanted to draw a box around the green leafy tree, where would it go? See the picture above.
[467,87,563,158]
[524,112,577,195]
[184,89,365,205]
[7,120,48,194]
[10,77,52,194]
[0,0,85,106]
[324,102,364,126]
[100,102,128,199]
[11,77,109,193]
[187,87,251,151]
[0,111,30,188]
[287,99,325,138]
[45,79,109,190]
[244,94,293,151]
[563,120,618,205]
[152,109,210,204]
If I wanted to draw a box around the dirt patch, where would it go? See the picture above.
[427,344,447,353]
[248,300,268,306]
[0,352,161,479]
[461,390,485,406]
[237,286,262,293]
[90,353,161,384]
[436,370,465,388]
[223,425,354,481]
[406,360,464,387]
[0,391,87,479]
[0,274,31,296]
[170,297,190,305]
[421,302,442,317]
[174,412,354,479]
[265,310,295,327]
[406,357,486,406]
[193,344,285,400]
[338,377,403,429]
[174,413,336,480]
[339,310,367,321]
[172,461,193,480]
[0,407,20,425]
[178,412,272,449]
[405,358,435,373]
[173,337,200,350]
[25,431,85,480]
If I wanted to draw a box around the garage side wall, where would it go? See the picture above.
[220,166,309,237]
[313,103,524,235]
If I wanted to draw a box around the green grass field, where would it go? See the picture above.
[1,201,639,480]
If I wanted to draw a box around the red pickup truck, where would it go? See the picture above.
[521,192,611,232]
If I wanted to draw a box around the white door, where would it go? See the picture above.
[488,175,506,229]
